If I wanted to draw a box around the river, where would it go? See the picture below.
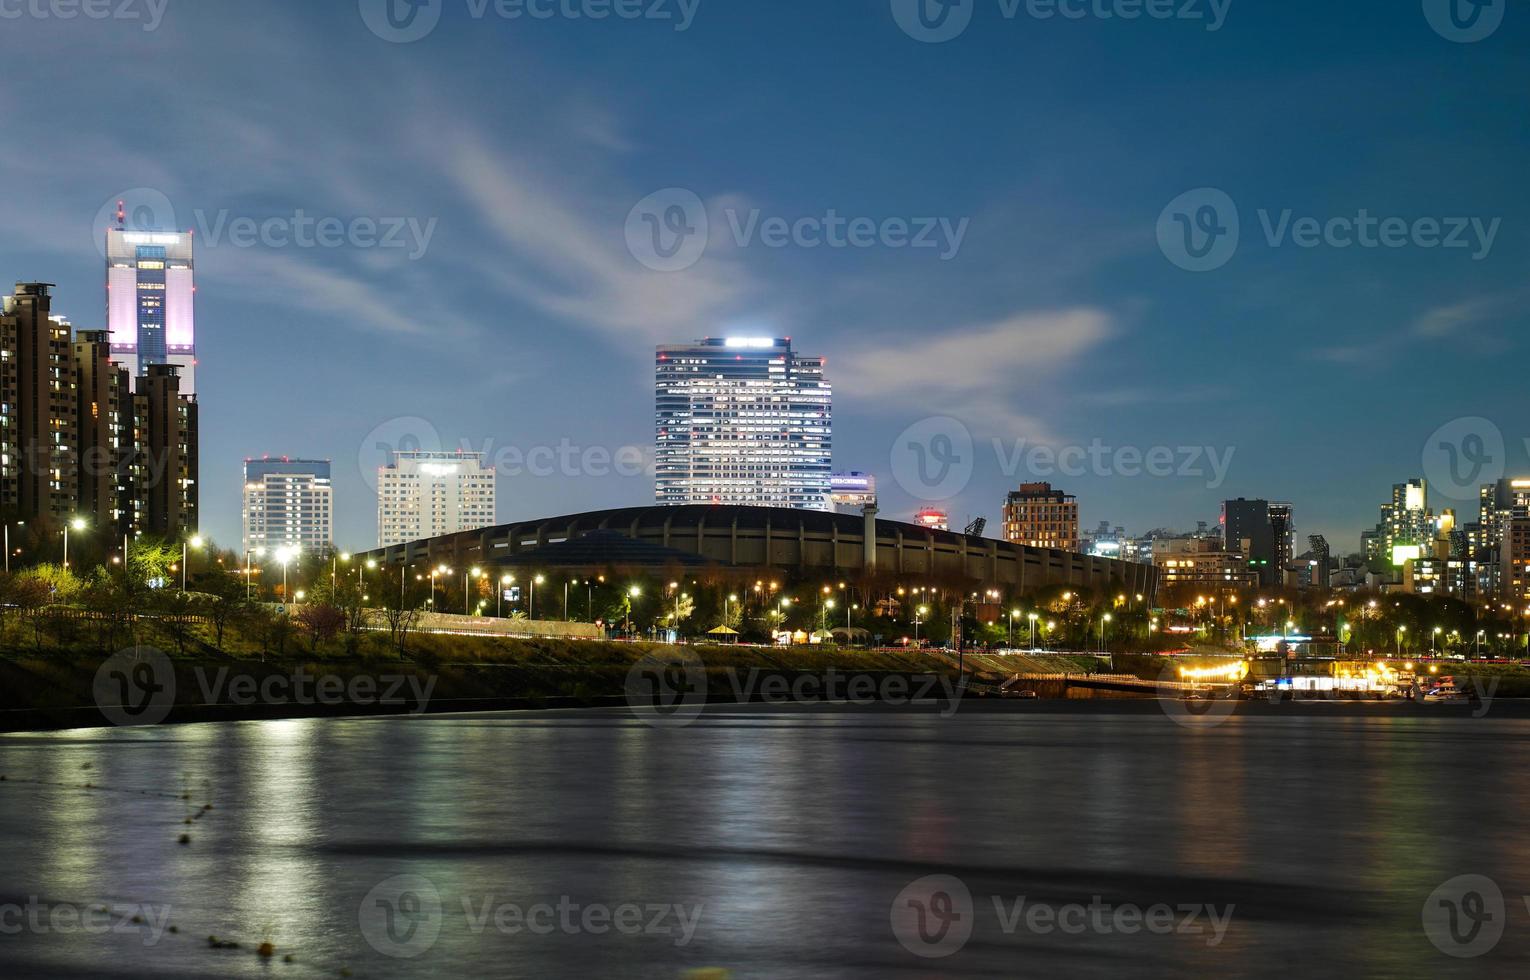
[1,700,1526,977]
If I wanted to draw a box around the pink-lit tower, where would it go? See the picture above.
[105,200,196,392]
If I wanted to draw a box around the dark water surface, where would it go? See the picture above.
[1,701,1527,978]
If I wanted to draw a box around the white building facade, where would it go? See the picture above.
[243,458,333,556]
[377,450,496,547]
[655,337,832,510]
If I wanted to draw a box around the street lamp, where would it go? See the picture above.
[626,585,642,634]
[182,534,204,591]
[498,574,514,617]
[1028,612,1039,651]
[276,545,300,602]
[1396,625,1406,658]
[914,605,929,644]
[245,546,264,601]
[1101,613,1113,661]
[63,517,87,570]
[530,574,545,619]
[466,567,482,616]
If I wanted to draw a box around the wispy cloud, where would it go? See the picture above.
[834,308,1114,438]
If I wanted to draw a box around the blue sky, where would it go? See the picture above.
[1,0,1525,553]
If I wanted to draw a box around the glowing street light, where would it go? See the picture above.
[63,516,88,570]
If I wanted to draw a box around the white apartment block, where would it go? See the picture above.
[377,450,496,547]
[243,458,333,555]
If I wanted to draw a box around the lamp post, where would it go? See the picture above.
[276,545,299,602]
[466,567,481,616]
[563,579,571,621]
[1396,625,1406,658]
[430,564,449,609]
[1101,613,1112,661]
[4,520,22,574]
[498,574,513,617]
[63,517,86,570]
[245,547,263,601]
[182,534,204,591]
[914,605,928,645]
[1432,626,1442,656]
[1028,612,1039,651]
[626,586,641,635]
[530,574,544,620]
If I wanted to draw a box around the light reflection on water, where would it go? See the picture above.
[0,706,1528,978]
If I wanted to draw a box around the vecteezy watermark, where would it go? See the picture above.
[890,416,976,501]
[1423,417,1505,500]
[359,417,443,493]
[93,188,178,258]
[192,209,438,260]
[891,874,1234,958]
[358,421,651,491]
[1158,187,1503,272]
[93,647,437,727]
[625,188,970,271]
[94,646,177,727]
[1422,874,1506,958]
[359,874,703,959]
[994,438,1235,489]
[723,669,968,717]
[890,0,1231,43]
[625,650,708,728]
[1422,0,1504,43]
[890,418,1237,502]
[0,0,169,31]
[0,898,174,946]
[93,191,439,260]
[358,0,700,43]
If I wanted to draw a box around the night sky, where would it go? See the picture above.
[1,0,1524,553]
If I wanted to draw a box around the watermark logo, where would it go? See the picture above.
[624,650,708,727]
[1423,417,1504,500]
[890,0,974,43]
[1422,874,1505,958]
[1160,189,1502,270]
[93,646,176,727]
[359,416,443,492]
[626,191,971,270]
[360,874,444,959]
[93,188,178,259]
[724,670,966,716]
[359,0,443,42]
[191,209,439,260]
[891,875,974,958]
[1157,187,1239,272]
[1423,0,1503,43]
[0,0,168,31]
[1157,663,1241,729]
[0,898,173,946]
[625,188,709,272]
[891,416,974,501]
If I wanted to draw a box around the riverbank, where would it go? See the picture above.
[0,637,973,732]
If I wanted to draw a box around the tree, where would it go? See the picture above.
[380,578,424,658]
[199,568,249,651]
[152,589,201,656]
[295,603,345,652]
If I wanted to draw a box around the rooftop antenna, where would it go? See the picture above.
[115,200,126,231]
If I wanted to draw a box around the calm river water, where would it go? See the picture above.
[1,701,1527,978]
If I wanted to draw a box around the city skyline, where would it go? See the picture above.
[0,3,1524,554]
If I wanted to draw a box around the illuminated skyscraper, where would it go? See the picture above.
[105,202,196,393]
[655,337,832,510]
